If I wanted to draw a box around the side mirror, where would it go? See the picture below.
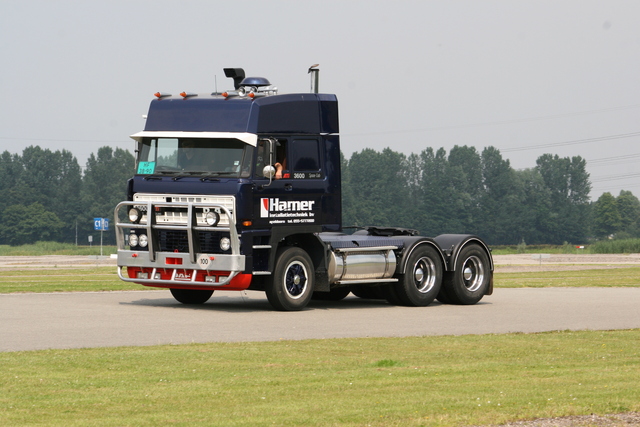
[263,165,276,179]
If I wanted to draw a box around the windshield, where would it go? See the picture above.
[136,138,252,177]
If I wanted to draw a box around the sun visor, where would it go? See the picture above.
[129,131,258,146]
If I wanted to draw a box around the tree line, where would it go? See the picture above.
[342,146,640,245]
[0,146,133,246]
[0,144,638,247]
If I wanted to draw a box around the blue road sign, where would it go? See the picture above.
[93,218,109,231]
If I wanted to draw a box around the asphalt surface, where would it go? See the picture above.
[2,287,639,352]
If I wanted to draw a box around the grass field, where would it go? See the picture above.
[1,258,639,425]
[1,330,639,427]
[496,266,640,288]
[0,267,140,293]
[0,242,117,256]
[2,266,639,294]
[489,238,640,255]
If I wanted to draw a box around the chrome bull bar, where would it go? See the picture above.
[114,201,245,287]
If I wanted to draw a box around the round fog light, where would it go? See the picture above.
[129,208,140,223]
[129,233,139,247]
[138,234,148,248]
[205,211,220,226]
[220,237,231,251]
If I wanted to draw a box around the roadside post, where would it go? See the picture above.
[531,253,551,266]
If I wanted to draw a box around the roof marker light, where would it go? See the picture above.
[154,92,171,99]
[180,92,197,98]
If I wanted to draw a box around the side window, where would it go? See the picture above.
[255,139,270,178]
[291,139,322,178]
[255,138,288,179]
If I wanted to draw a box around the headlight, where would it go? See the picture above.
[205,211,220,226]
[220,237,231,251]
[129,208,140,223]
[129,233,139,247]
[138,234,148,248]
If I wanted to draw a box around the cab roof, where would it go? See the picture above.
[142,93,339,135]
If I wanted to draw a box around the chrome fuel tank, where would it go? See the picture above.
[328,247,397,284]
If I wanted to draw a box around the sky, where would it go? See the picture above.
[1,0,639,200]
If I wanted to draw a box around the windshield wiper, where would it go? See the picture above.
[213,171,239,176]
[200,171,239,181]
[201,173,221,182]
[144,170,179,181]
[142,171,176,180]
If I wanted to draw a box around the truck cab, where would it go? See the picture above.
[115,68,493,311]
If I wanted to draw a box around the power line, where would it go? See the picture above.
[344,104,640,137]
[587,152,640,164]
[500,132,640,153]
[5,102,640,144]
[0,136,126,144]
[590,172,640,183]
[588,159,640,169]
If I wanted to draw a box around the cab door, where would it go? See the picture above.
[253,137,324,228]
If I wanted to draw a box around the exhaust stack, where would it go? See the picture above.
[308,64,319,93]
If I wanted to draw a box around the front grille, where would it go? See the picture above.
[133,193,235,226]
[157,230,230,254]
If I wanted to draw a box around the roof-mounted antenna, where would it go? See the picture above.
[308,64,319,93]
[223,68,246,90]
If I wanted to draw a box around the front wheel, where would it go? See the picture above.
[170,288,214,304]
[440,244,491,305]
[266,247,315,311]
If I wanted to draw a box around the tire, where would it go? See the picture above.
[435,285,453,304]
[392,245,443,306]
[382,284,403,305]
[441,244,491,305]
[266,247,315,311]
[170,288,214,304]
[312,286,351,301]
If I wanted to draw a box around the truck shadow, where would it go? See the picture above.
[119,293,480,313]
[121,294,272,312]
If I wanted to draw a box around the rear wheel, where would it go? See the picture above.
[393,245,443,306]
[266,247,315,311]
[440,244,491,305]
[435,286,453,304]
[170,288,214,305]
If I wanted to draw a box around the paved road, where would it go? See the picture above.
[2,287,639,352]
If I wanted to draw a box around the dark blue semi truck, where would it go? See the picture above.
[115,67,493,311]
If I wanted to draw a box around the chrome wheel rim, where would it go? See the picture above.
[462,255,484,292]
[413,256,437,293]
[284,260,308,299]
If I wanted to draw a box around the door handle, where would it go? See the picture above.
[284,183,293,191]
